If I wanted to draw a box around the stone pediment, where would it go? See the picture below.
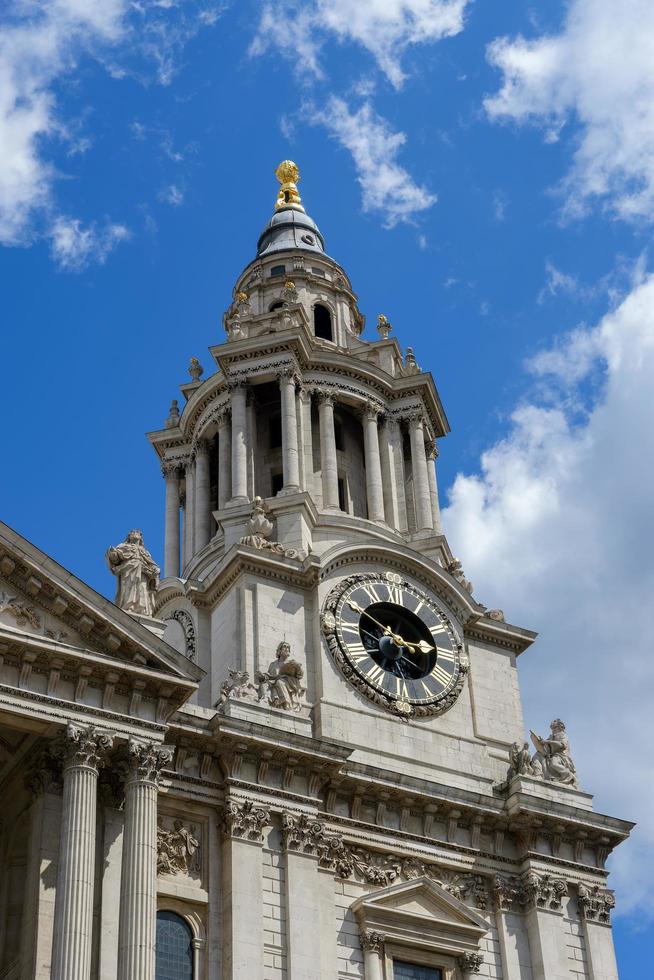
[352,875,488,957]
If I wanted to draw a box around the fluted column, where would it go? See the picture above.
[362,406,385,522]
[218,410,231,508]
[317,391,339,510]
[426,441,442,534]
[183,459,195,566]
[51,724,113,980]
[117,740,173,980]
[408,414,433,532]
[359,929,384,980]
[194,440,212,551]
[280,370,300,493]
[162,463,180,578]
[230,381,249,503]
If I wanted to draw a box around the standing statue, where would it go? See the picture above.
[508,741,534,779]
[256,641,306,711]
[530,719,579,788]
[106,530,159,617]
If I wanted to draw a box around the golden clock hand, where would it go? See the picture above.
[347,600,396,637]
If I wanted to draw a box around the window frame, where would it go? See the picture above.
[385,944,457,980]
[156,902,206,980]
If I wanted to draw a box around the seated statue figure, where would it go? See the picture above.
[256,641,305,711]
[530,719,579,788]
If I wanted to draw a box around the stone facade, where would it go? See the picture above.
[0,163,632,979]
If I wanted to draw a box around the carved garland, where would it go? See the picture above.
[165,609,197,661]
[320,573,467,721]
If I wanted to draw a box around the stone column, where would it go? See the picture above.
[194,441,212,552]
[221,799,270,980]
[218,410,231,508]
[317,391,339,510]
[280,370,300,493]
[359,929,384,980]
[51,724,113,980]
[578,886,619,980]
[117,740,173,980]
[362,406,385,523]
[378,418,401,530]
[521,872,571,980]
[408,414,434,532]
[426,441,442,534]
[183,459,195,566]
[246,390,257,498]
[162,463,180,578]
[297,386,313,493]
[230,381,249,503]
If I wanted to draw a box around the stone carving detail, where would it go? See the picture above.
[240,497,305,560]
[58,723,113,771]
[24,742,64,797]
[458,952,483,974]
[106,530,159,617]
[225,291,252,340]
[221,799,270,841]
[157,818,201,877]
[493,874,522,912]
[486,608,505,622]
[165,399,180,428]
[0,590,41,630]
[508,741,535,780]
[256,641,306,711]
[359,929,385,954]
[376,314,392,339]
[321,573,467,721]
[281,280,298,304]
[165,609,196,661]
[529,719,579,788]
[124,740,173,785]
[519,871,567,911]
[188,356,204,381]
[577,883,615,924]
[404,346,420,374]
[281,812,326,853]
[447,558,473,594]
[216,668,258,708]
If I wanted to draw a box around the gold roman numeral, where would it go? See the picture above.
[434,647,455,661]
[387,583,404,605]
[395,677,409,699]
[366,664,386,685]
[360,583,381,604]
[431,663,452,687]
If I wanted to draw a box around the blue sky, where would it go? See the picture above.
[1,2,653,971]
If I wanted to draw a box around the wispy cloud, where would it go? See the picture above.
[251,0,469,88]
[443,264,654,916]
[485,0,654,223]
[309,97,437,226]
[49,217,130,271]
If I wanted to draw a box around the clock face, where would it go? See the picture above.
[322,572,466,719]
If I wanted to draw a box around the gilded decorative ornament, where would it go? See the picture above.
[275,160,302,210]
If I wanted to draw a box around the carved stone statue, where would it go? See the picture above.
[256,641,306,711]
[448,558,473,594]
[530,719,579,788]
[106,530,159,617]
[216,668,257,707]
[157,818,200,876]
[240,497,304,560]
[508,741,534,779]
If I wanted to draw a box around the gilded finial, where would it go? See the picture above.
[275,160,303,211]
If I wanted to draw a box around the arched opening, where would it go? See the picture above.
[156,910,194,980]
[269,301,283,312]
[314,303,333,341]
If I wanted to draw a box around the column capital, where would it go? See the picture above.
[56,723,114,772]
[577,883,615,924]
[192,438,210,459]
[518,870,567,913]
[24,741,64,797]
[278,365,301,384]
[161,460,182,478]
[426,440,439,460]
[216,405,231,427]
[359,929,385,954]
[404,409,426,430]
[458,951,483,974]
[360,402,383,423]
[281,811,326,854]
[227,376,248,392]
[123,739,173,786]
[221,798,271,842]
[315,388,335,408]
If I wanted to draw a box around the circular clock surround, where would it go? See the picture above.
[321,572,468,720]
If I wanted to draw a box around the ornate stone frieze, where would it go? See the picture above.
[165,609,196,661]
[123,740,173,786]
[157,817,201,877]
[577,883,615,924]
[281,812,326,854]
[519,871,567,912]
[239,497,305,560]
[0,590,41,629]
[458,951,484,974]
[106,530,159,617]
[221,799,271,842]
[359,929,385,954]
[255,641,306,711]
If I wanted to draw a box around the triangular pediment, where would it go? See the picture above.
[0,521,203,685]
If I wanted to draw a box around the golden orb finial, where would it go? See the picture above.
[274,160,303,211]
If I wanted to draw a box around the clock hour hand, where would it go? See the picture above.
[347,600,400,642]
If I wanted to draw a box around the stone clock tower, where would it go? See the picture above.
[0,162,632,980]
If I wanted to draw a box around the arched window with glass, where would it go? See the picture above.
[155,910,194,980]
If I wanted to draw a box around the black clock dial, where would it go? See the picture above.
[332,573,462,705]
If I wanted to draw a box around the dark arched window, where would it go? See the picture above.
[269,301,283,312]
[314,304,333,341]
[156,911,193,980]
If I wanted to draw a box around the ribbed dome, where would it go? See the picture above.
[257,205,326,257]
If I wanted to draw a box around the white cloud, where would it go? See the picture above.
[310,97,437,226]
[537,260,580,304]
[443,268,654,916]
[49,217,130,270]
[485,0,654,222]
[159,183,184,206]
[251,0,469,88]
[0,0,218,257]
